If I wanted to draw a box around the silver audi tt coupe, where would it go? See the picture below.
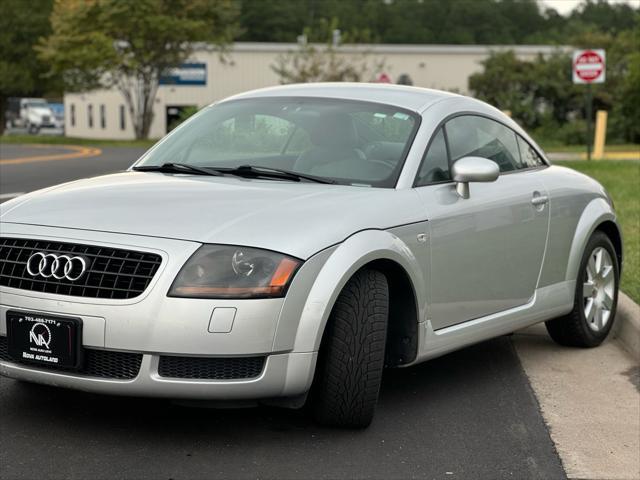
[0,84,622,427]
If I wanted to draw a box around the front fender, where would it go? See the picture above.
[565,197,618,283]
[273,229,426,354]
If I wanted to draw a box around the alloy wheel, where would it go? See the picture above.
[582,246,615,332]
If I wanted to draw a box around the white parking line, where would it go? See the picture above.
[0,192,25,200]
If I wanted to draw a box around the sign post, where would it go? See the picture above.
[572,49,606,161]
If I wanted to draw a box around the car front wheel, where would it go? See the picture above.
[311,268,389,428]
[546,231,619,347]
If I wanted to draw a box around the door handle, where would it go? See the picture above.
[531,193,549,206]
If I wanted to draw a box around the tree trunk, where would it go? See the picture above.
[117,72,159,140]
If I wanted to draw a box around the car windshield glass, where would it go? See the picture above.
[25,100,48,108]
[135,97,420,187]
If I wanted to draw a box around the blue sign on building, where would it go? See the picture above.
[160,63,207,86]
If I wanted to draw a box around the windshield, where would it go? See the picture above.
[136,97,420,187]
[25,100,48,108]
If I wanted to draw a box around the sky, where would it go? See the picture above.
[539,0,640,15]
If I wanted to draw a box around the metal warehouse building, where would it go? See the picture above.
[63,42,561,140]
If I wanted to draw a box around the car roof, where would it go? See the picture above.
[219,82,460,113]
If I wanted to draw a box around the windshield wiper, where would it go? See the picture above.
[132,163,222,176]
[206,165,336,184]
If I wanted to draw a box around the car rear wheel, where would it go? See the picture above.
[545,231,619,347]
[311,268,388,428]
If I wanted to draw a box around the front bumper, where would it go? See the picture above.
[0,350,317,400]
[0,224,325,400]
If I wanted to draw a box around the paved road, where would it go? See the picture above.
[0,144,146,198]
[1,338,564,480]
[0,143,566,479]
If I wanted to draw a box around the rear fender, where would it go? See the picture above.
[565,197,618,283]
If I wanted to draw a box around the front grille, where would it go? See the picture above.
[0,336,142,380]
[0,237,162,299]
[158,355,265,380]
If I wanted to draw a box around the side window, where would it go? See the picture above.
[517,135,545,168]
[415,128,450,186]
[446,116,521,172]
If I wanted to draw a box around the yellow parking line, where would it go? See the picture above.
[601,151,640,160]
[571,150,640,161]
[0,144,102,165]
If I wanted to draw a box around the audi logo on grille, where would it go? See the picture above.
[26,252,88,281]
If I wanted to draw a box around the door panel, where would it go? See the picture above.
[417,171,549,329]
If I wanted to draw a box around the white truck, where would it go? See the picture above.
[6,97,58,133]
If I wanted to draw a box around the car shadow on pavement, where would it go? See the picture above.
[0,336,566,480]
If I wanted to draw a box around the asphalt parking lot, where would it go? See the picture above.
[0,144,144,197]
[1,338,564,480]
[0,143,567,479]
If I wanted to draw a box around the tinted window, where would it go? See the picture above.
[100,104,106,129]
[446,116,521,172]
[517,135,545,168]
[416,128,450,186]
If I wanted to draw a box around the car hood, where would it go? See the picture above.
[0,172,425,259]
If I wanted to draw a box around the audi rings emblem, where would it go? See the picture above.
[26,252,88,281]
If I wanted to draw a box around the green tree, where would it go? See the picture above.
[469,51,540,127]
[0,0,59,135]
[236,0,639,46]
[606,27,640,143]
[569,0,639,35]
[237,0,308,42]
[238,0,554,45]
[40,0,240,139]
[470,18,640,145]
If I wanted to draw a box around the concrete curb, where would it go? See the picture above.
[613,292,640,361]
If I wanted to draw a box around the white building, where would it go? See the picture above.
[63,42,562,140]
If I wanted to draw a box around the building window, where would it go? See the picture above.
[119,105,126,131]
[88,104,93,128]
[70,104,75,127]
[100,104,106,129]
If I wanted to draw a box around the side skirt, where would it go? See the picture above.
[410,281,575,365]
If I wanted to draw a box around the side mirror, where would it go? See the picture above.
[451,156,499,198]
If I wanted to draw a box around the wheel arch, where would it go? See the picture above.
[566,197,622,283]
[366,258,419,366]
[594,220,623,274]
[289,229,426,360]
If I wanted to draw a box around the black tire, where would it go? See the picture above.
[545,231,619,347]
[311,268,389,428]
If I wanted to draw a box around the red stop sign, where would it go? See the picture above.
[573,50,605,83]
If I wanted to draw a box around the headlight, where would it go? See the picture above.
[168,245,302,299]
